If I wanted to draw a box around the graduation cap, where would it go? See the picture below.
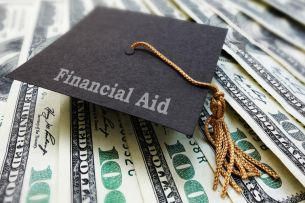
[6,7,226,136]
[6,7,280,197]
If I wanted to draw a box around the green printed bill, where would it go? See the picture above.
[57,97,143,203]
[200,0,305,83]
[0,1,35,130]
[92,0,116,8]
[259,0,305,26]
[212,52,305,187]
[114,0,151,13]
[224,0,305,51]
[142,0,187,20]
[194,91,305,203]
[0,0,68,202]
[120,113,233,203]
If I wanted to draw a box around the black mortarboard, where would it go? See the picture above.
[6,7,227,136]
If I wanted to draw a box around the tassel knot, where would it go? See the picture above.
[209,115,225,126]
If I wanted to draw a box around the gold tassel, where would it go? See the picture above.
[129,42,279,197]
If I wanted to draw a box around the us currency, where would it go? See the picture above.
[204,49,305,187]
[200,0,305,83]
[92,0,116,7]
[58,98,144,202]
[142,0,187,20]
[194,90,305,203]
[0,0,68,202]
[174,0,305,129]
[259,0,305,26]
[90,105,143,202]
[69,0,94,28]
[114,0,151,13]
[225,0,305,51]
[120,113,233,203]
[0,1,34,130]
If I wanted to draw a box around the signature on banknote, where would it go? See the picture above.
[98,107,114,137]
[33,107,56,155]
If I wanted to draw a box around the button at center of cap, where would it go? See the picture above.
[125,48,135,55]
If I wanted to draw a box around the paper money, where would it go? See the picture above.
[120,113,233,202]
[114,0,151,13]
[0,1,34,130]
[174,0,305,128]
[92,0,116,7]
[142,0,187,20]
[57,98,144,202]
[200,0,305,83]
[226,0,305,51]
[0,0,68,202]
[259,0,305,26]
[194,90,305,203]
[204,50,305,187]
[90,104,143,202]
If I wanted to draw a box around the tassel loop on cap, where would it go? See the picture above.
[128,42,279,197]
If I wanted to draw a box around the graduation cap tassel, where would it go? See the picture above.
[128,42,280,197]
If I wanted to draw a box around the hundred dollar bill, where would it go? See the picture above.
[174,0,305,127]
[90,104,143,202]
[57,98,144,202]
[259,0,305,26]
[0,1,34,129]
[261,0,305,26]
[202,50,305,186]
[200,0,305,83]
[194,90,305,203]
[142,0,187,20]
[225,0,305,51]
[114,0,151,13]
[0,0,68,202]
[120,113,233,203]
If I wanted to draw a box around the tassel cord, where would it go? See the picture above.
[129,42,279,197]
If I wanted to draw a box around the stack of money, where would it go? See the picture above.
[0,0,304,202]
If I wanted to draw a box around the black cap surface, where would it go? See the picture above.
[6,7,227,135]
